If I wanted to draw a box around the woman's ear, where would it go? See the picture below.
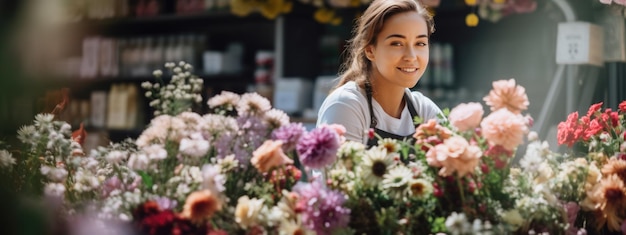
[365,46,374,61]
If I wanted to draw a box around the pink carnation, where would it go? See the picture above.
[448,102,484,132]
[425,136,482,177]
[483,79,529,114]
[480,108,528,151]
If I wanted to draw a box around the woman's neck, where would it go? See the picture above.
[370,78,405,119]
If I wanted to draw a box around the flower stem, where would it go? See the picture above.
[456,176,466,208]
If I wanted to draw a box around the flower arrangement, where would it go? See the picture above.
[2,62,626,234]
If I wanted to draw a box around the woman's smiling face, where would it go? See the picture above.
[365,11,430,89]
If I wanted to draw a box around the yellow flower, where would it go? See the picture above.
[314,8,336,24]
[466,13,479,27]
[260,0,290,19]
[231,0,256,17]
[465,0,477,6]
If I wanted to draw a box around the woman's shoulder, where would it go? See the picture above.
[325,81,366,104]
[406,89,444,119]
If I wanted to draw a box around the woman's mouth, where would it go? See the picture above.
[398,67,418,73]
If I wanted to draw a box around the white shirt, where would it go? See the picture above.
[316,81,443,144]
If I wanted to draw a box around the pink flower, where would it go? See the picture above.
[483,79,529,114]
[504,0,537,14]
[425,136,482,177]
[619,100,626,112]
[448,102,484,132]
[480,108,528,151]
[297,126,340,169]
[251,140,293,173]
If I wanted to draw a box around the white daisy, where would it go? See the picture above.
[377,138,402,154]
[381,165,413,200]
[409,178,433,199]
[359,147,396,186]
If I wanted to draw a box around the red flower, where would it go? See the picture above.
[557,112,585,147]
[139,210,176,235]
[587,102,604,118]
[619,100,626,112]
[584,119,603,141]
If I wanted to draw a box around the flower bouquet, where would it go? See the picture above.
[2,62,625,235]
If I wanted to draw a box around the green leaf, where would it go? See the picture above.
[137,170,153,189]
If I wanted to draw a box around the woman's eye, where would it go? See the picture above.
[391,42,403,47]
[416,42,428,47]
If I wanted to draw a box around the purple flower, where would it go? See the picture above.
[153,197,178,211]
[292,182,350,235]
[564,201,580,235]
[296,126,339,169]
[272,123,306,152]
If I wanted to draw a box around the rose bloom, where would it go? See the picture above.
[425,135,482,177]
[481,108,528,151]
[483,79,529,114]
[448,102,484,132]
[181,190,221,223]
[251,140,293,173]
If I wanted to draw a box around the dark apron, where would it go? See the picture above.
[364,84,420,148]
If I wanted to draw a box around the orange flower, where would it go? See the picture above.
[251,140,294,173]
[602,158,626,184]
[483,79,529,114]
[584,175,626,231]
[181,190,221,223]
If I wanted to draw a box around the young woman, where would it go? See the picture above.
[316,0,444,146]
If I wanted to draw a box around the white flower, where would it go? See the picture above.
[264,108,290,128]
[73,169,100,192]
[44,183,66,197]
[202,164,226,193]
[360,147,396,186]
[235,196,265,229]
[127,153,150,170]
[207,91,240,109]
[237,92,271,116]
[153,69,163,77]
[0,150,16,167]
[179,137,210,158]
[445,212,471,235]
[105,150,128,164]
[217,154,239,172]
[519,141,546,172]
[143,144,168,161]
[381,165,413,200]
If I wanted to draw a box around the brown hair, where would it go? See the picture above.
[333,0,435,90]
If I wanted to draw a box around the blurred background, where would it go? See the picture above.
[0,0,624,152]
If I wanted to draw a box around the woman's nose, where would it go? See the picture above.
[403,48,418,61]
